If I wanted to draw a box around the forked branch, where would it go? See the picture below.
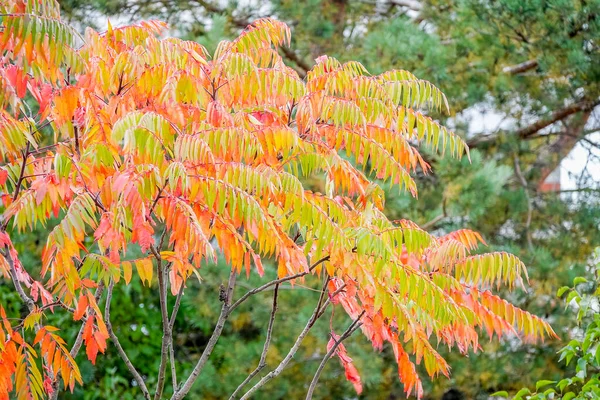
[229,284,280,399]
[305,311,366,399]
[238,277,331,400]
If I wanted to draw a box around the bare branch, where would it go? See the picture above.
[502,59,538,75]
[169,281,185,389]
[169,343,178,392]
[238,277,331,400]
[467,98,600,147]
[172,267,237,400]
[420,198,447,231]
[2,247,35,311]
[169,283,185,331]
[229,283,280,399]
[279,46,310,76]
[154,248,170,400]
[1,143,30,231]
[533,110,593,184]
[517,99,600,139]
[230,255,330,312]
[105,280,151,400]
[305,311,365,400]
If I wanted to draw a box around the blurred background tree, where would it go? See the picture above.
[10,0,599,398]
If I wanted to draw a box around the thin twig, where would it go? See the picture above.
[2,248,35,311]
[169,343,178,392]
[148,181,168,218]
[154,247,170,400]
[105,280,151,400]
[169,283,185,331]
[305,311,365,399]
[168,272,186,393]
[229,284,280,400]
[238,277,331,400]
[229,255,330,312]
[421,198,447,231]
[172,267,237,400]
[1,143,30,230]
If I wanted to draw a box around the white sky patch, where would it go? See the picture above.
[458,105,600,189]
[561,132,600,190]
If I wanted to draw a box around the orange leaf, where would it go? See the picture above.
[74,295,88,321]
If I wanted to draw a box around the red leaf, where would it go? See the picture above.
[5,65,28,98]
[0,169,8,186]
[328,332,363,394]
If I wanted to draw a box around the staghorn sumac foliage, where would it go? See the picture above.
[0,1,556,399]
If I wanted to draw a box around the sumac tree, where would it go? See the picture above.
[0,1,556,399]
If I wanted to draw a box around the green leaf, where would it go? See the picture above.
[557,286,570,297]
[566,290,579,306]
[536,380,556,390]
[573,277,587,285]
[514,388,531,400]
[562,393,575,400]
[491,391,509,397]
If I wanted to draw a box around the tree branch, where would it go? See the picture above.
[229,284,280,400]
[172,267,237,400]
[279,46,310,76]
[305,310,365,400]
[238,277,331,400]
[105,280,151,400]
[532,110,593,184]
[1,143,30,231]
[467,98,600,147]
[169,284,184,331]
[420,198,447,231]
[153,246,171,400]
[517,99,600,139]
[167,283,185,390]
[230,255,330,312]
[2,248,35,311]
[71,283,105,358]
[502,59,538,75]
[172,254,331,399]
